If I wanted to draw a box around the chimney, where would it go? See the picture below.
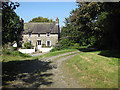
[56,17,59,25]
[20,18,24,31]
[20,18,24,23]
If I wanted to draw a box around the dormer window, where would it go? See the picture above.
[46,32,50,37]
[28,33,31,37]
[38,34,40,37]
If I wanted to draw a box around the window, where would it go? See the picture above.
[46,32,50,37]
[46,41,51,46]
[38,40,41,45]
[38,34,40,37]
[28,33,31,37]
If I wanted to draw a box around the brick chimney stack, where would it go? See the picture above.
[20,18,24,23]
[56,17,59,25]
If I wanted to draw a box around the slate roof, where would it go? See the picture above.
[23,22,59,34]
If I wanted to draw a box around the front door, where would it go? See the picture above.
[37,40,42,49]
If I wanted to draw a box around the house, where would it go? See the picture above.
[22,17,60,51]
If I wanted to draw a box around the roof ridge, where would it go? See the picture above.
[24,22,56,24]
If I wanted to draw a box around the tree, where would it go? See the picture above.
[2,2,23,46]
[29,16,55,22]
[60,2,120,51]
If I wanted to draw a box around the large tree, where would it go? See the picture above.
[29,16,55,22]
[60,2,120,51]
[2,2,23,46]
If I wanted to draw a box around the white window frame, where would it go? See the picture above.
[46,40,51,46]
[28,33,32,37]
[38,33,40,37]
[46,32,50,37]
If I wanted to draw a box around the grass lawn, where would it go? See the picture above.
[62,51,119,88]
[2,51,35,62]
[2,54,34,62]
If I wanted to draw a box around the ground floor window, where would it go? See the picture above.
[46,40,51,46]
[38,40,41,45]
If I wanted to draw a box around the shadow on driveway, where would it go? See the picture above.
[2,59,53,88]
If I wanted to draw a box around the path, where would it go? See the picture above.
[3,50,83,88]
[40,54,82,88]
[38,50,82,88]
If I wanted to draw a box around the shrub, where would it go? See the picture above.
[74,43,79,49]
[42,46,51,48]
[12,51,31,57]
[11,51,22,56]
[13,47,17,50]
[42,44,46,47]
[24,42,34,49]
[50,48,58,52]
[2,49,11,55]
[2,49,31,57]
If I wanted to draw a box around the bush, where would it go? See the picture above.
[74,43,79,49]
[2,49,31,57]
[11,51,22,56]
[42,46,51,48]
[13,47,17,50]
[24,42,34,49]
[50,48,58,52]
[2,49,11,55]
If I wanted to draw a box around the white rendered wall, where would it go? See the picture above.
[18,47,35,54]
[38,47,53,52]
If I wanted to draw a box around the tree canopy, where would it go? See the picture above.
[60,2,120,51]
[2,2,23,46]
[29,16,55,22]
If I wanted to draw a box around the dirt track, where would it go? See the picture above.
[3,51,83,88]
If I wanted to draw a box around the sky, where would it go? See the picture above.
[15,2,78,27]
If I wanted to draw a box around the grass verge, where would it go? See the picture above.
[2,50,34,62]
[37,49,78,58]
[62,51,118,88]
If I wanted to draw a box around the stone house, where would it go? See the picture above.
[22,18,60,50]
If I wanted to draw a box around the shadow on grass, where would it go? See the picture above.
[78,47,120,58]
[78,47,98,52]
[2,59,53,88]
[98,50,120,58]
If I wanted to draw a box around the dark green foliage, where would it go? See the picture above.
[2,49,31,57]
[2,2,23,46]
[29,16,55,22]
[50,48,58,52]
[24,42,34,49]
[13,47,17,50]
[99,50,120,58]
[74,43,79,49]
[41,44,51,48]
[59,2,120,51]
[11,51,31,57]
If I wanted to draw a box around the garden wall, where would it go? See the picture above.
[18,47,35,53]
[38,47,53,52]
